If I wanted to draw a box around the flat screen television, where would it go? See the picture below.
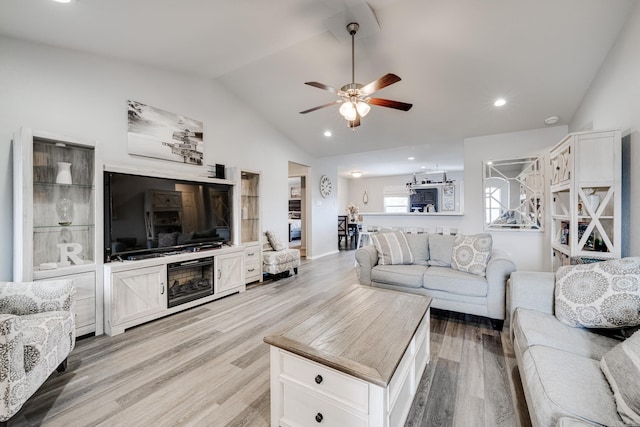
[104,171,233,260]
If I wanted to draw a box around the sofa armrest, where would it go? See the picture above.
[355,245,378,285]
[484,249,516,320]
[0,314,27,387]
[0,280,75,316]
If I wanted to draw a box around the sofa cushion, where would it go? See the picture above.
[371,264,427,288]
[600,330,640,425]
[404,233,429,266]
[513,308,620,360]
[427,234,456,267]
[522,345,622,427]
[450,233,493,276]
[423,266,487,297]
[371,232,414,265]
[555,257,640,328]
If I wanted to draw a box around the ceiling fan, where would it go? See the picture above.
[300,22,412,128]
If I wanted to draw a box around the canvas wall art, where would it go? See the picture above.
[127,100,204,165]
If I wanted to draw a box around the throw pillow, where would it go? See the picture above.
[554,257,640,329]
[265,230,286,251]
[428,234,456,267]
[157,232,179,247]
[371,231,414,265]
[450,233,493,276]
[404,233,429,266]
[600,330,640,425]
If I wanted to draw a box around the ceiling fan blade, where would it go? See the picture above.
[368,98,413,111]
[299,100,343,114]
[304,82,346,97]
[360,73,402,96]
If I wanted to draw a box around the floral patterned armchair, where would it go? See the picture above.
[0,280,76,424]
[263,231,300,278]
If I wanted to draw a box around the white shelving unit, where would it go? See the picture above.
[550,130,622,270]
[13,127,103,336]
[236,169,262,284]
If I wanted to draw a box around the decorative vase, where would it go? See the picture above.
[56,197,74,226]
[56,162,72,185]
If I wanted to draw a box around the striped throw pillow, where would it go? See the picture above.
[371,232,414,265]
[600,330,640,425]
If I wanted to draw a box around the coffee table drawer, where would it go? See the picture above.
[282,383,368,427]
[281,352,368,412]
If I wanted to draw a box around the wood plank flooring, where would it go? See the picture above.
[11,251,531,427]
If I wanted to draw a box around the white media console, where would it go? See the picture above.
[103,245,245,336]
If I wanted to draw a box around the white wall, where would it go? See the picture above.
[569,2,640,257]
[310,159,339,258]
[462,126,568,271]
[0,36,331,280]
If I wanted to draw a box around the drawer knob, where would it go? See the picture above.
[314,374,323,384]
[315,413,323,423]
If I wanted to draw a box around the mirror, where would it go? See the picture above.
[484,157,543,231]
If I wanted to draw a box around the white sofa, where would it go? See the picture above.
[355,232,516,329]
[510,270,635,427]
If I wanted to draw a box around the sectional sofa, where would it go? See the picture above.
[510,260,640,427]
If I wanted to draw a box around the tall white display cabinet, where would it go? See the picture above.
[235,169,262,284]
[550,129,622,271]
[13,128,103,336]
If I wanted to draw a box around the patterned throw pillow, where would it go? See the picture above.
[600,330,640,425]
[158,232,179,247]
[554,257,640,328]
[371,231,414,265]
[450,233,493,276]
[265,230,286,251]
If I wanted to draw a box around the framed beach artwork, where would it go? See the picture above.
[127,100,204,165]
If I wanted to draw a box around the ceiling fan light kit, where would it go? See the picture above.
[300,22,412,129]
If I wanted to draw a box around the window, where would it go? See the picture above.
[383,196,408,213]
[383,185,409,213]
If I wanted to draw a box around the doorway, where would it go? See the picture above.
[288,162,310,257]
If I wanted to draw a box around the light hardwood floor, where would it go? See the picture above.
[12,251,531,427]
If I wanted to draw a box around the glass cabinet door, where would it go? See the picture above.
[32,139,96,270]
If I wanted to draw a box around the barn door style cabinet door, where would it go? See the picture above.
[13,128,103,336]
[549,129,622,270]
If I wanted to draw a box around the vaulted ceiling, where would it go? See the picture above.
[0,0,634,176]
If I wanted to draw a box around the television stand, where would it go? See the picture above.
[103,245,245,336]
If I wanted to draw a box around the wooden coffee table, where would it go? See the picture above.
[264,285,432,427]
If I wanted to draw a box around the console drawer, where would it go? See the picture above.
[245,259,261,277]
[281,352,368,412]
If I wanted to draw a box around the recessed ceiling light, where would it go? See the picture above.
[351,171,362,178]
[323,130,332,137]
[420,166,426,169]
[51,0,74,3]
[544,116,559,125]
[494,98,506,107]
[408,157,415,160]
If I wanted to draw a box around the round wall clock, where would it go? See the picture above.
[319,175,332,198]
